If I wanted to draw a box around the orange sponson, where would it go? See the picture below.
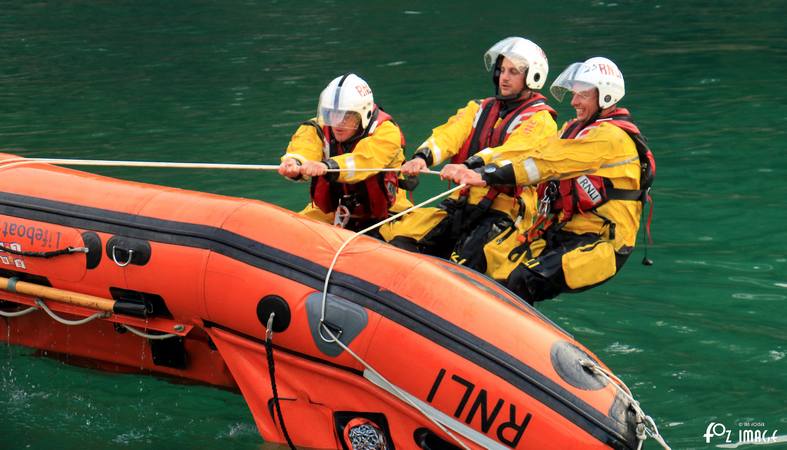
[0,154,640,449]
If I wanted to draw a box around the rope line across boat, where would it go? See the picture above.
[5,157,442,176]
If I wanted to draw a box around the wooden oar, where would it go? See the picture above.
[0,276,145,316]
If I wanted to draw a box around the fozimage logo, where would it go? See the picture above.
[703,421,781,446]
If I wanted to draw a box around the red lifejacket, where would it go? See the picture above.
[452,93,557,163]
[309,107,404,220]
[537,108,655,219]
[527,109,656,243]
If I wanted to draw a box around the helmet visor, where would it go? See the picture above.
[318,107,361,130]
[484,52,528,73]
[549,62,595,102]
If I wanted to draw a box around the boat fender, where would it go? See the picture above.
[256,295,291,333]
[105,236,151,267]
[81,231,102,269]
[549,341,608,390]
[305,293,368,357]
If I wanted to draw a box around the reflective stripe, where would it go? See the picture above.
[345,155,356,179]
[499,159,512,166]
[429,137,443,164]
[576,125,598,139]
[523,157,540,184]
[601,156,639,169]
[471,106,484,128]
[368,119,379,135]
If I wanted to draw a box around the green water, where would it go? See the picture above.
[2,1,786,449]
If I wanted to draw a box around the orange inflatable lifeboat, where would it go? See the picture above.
[0,154,655,449]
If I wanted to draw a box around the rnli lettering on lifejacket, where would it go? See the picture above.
[1,221,61,248]
[0,241,26,269]
[426,368,533,447]
[576,175,603,205]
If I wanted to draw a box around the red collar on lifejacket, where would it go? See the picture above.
[561,108,640,139]
[453,93,557,163]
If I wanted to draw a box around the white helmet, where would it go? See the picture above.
[317,73,375,130]
[483,37,549,90]
[550,57,625,109]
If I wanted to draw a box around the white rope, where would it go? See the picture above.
[30,298,176,339]
[317,183,471,450]
[7,157,443,175]
[35,298,110,325]
[0,305,37,318]
[17,158,282,170]
[579,359,671,450]
[318,183,467,324]
[120,324,178,340]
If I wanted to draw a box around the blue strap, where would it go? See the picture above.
[6,277,19,293]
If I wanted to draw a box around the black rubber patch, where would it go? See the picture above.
[109,287,171,319]
[550,340,608,390]
[106,236,151,266]
[150,336,187,369]
[81,231,101,269]
[256,295,291,333]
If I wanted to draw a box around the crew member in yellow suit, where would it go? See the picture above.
[278,73,412,232]
[449,57,655,304]
[379,37,557,272]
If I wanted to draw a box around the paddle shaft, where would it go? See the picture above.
[0,276,115,312]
